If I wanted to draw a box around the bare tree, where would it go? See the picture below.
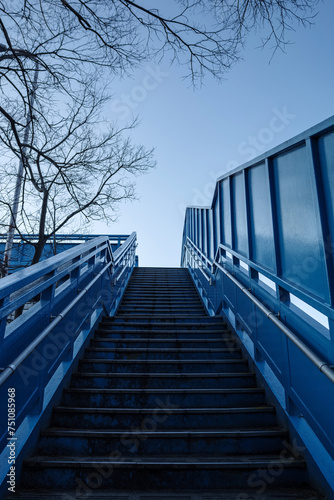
[0,89,154,265]
[0,0,320,268]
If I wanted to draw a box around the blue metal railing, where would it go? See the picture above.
[0,233,131,273]
[181,116,334,482]
[0,232,137,489]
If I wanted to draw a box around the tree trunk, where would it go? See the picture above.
[31,241,46,266]
[31,190,49,266]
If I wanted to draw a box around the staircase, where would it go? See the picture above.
[13,267,323,498]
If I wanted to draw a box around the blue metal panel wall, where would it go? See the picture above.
[272,146,329,301]
[248,162,276,271]
[232,172,248,257]
[181,116,334,487]
[222,179,232,247]
[318,132,334,242]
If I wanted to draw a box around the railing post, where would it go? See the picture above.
[0,296,9,343]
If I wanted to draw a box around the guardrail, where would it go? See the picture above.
[0,233,130,273]
[181,116,334,467]
[0,233,137,477]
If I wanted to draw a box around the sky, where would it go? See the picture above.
[94,0,334,268]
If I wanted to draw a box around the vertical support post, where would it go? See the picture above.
[3,62,39,275]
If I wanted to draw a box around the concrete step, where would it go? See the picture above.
[91,337,235,348]
[102,319,226,329]
[70,372,256,389]
[121,297,201,302]
[116,311,206,317]
[78,358,250,373]
[117,306,205,313]
[95,329,231,339]
[124,284,198,290]
[6,487,326,499]
[62,387,266,408]
[37,428,290,456]
[51,406,278,430]
[21,455,308,490]
[125,287,194,292]
[123,293,201,300]
[83,347,243,361]
[112,314,209,319]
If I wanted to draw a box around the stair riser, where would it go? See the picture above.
[51,410,278,430]
[95,331,231,340]
[70,375,256,390]
[117,308,205,314]
[101,322,226,330]
[104,318,225,325]
[83,350,242,361]
[127,287,196,289]
[124,289,197,295]
[62,392,265,408]
[118,302,203,307]
[37,434,288,456]
[121,298,201,303]
[21,466,308,490]
[123,294,201,300]
[91,339,233,348]
[113,315,208,319]
[78,361,249,373]
[118,306,204,312]
[112,314,214,322]
[123,287,199,292]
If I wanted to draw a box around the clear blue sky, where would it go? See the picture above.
[95,0,334,267]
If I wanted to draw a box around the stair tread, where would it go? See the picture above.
[96,329,230,334]
[103,319,225,323]
[93,338,232,342]
[8,488,326,499]
[41,428,287,437]
[53,405,275,414]
[85,347,241,352]
[24,454,306,467]
[80,358,247,363]
[121,299,202,302]
[64,387,264,393]
[114,315,209,318]
[72,372,254,378]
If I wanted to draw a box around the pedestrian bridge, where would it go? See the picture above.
[0,116,333,499]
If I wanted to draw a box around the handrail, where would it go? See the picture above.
[0,260,113,387]
[184,242,212,283]
[184,239,334,384]
[0,231,137,493]
[186,237,213,267]
[213,260,334,384]
[113,231,136,264]
[0,233,137,388]
[0,236,109,300]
